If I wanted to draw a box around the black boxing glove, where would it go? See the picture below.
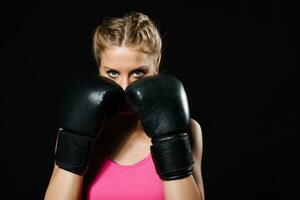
[55,75,124,175]
[125,74,194,180]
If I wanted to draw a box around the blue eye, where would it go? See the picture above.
[132,70,145,78]
[107,70,119,78]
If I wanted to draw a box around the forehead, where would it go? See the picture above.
[100,47,153,68]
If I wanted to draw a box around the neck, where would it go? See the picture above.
[100,112,149,155]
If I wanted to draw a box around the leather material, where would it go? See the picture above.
[125,74,194,180]
[55,75,124,175]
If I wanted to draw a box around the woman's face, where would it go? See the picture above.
[99,47,158,90]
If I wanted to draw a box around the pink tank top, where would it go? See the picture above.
[87,153,164,200]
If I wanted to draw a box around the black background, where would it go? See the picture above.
[1,1,298,199]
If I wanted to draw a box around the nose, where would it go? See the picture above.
[117,76,130,90]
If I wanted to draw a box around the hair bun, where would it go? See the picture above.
[127,12,150,25]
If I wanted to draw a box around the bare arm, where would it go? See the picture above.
[44,164,83,200]
[163,119,205,200]
[44,133,83,200]
[44,76,123,199]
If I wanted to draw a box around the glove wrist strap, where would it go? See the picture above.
[150,132,194,180]
[55,129,94,175]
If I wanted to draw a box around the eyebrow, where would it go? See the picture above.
[103,65,149,71]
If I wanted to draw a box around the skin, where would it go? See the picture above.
[44,47,205,200]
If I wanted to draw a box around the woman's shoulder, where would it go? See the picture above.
[190,118,203,135]
[189,118,203,160]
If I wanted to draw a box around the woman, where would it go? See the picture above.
[45,12,204,200]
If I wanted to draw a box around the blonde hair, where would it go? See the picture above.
[93,12,162,68]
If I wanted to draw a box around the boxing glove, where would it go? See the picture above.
[55,75,124,175]
[125,74,194,180]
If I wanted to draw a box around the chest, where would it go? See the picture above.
[87,155,164,200]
